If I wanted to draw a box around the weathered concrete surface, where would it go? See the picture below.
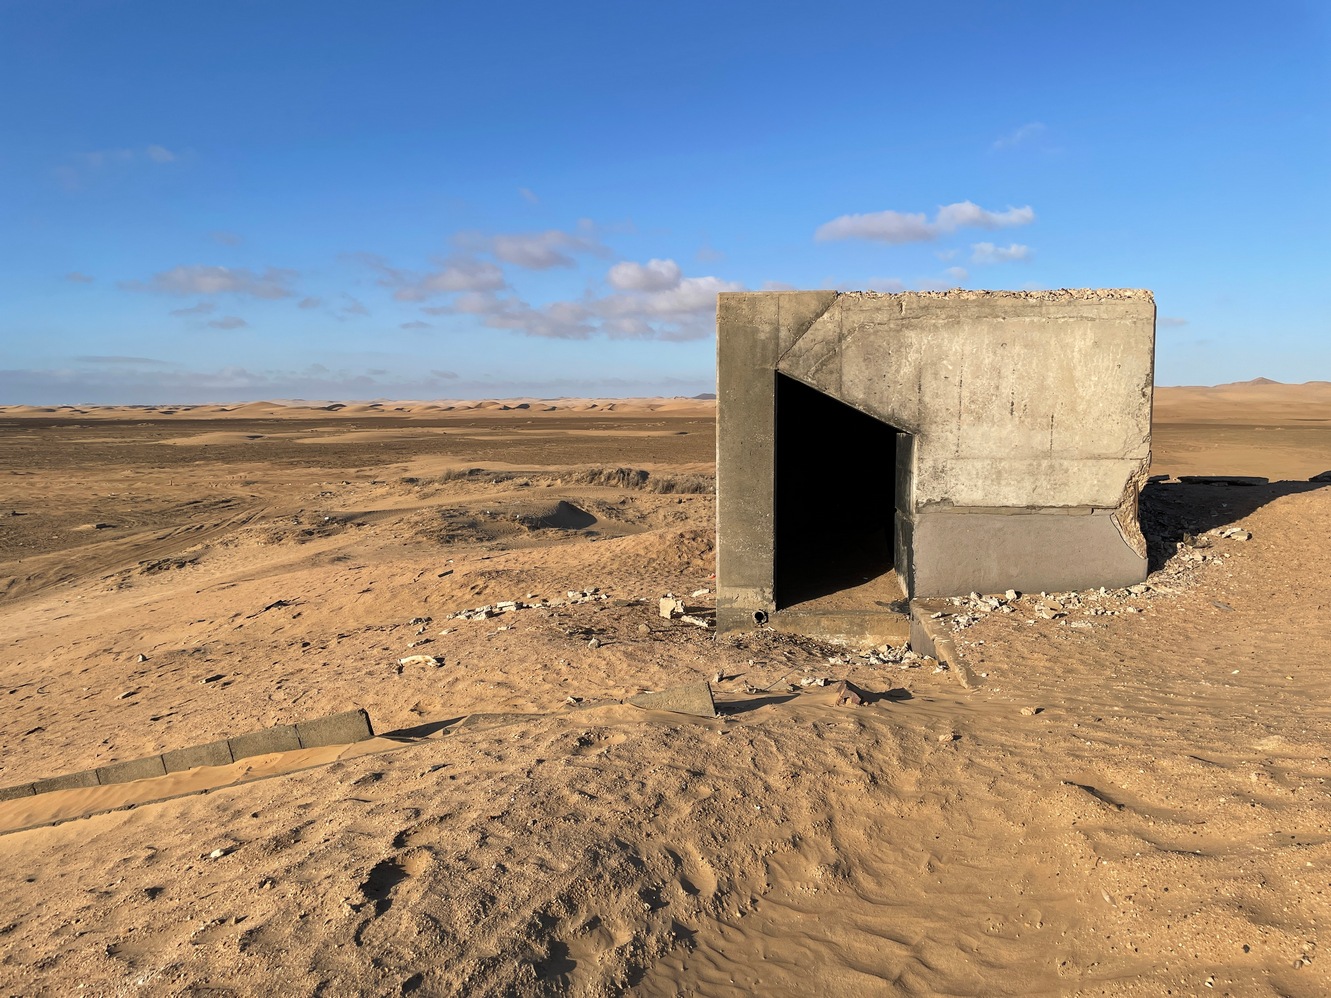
[0,783,35,803]
[31,770,99,794]
[162,738,234,773]
[627,681,716,717]
[229,724,301,761]
[717,289,1155,626]
[96,755,168,786]
[296,709,374,748]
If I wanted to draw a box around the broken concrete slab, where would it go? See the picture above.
[96,755,168,786]
[162,738,234,773]
[296,709,374,749]
[229,724,301,761]
[627,681,716,717]
[828,680,865,706]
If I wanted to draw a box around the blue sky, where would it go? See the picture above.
[2,0,1328,403]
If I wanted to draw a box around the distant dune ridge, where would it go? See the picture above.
[2,380,1329,422]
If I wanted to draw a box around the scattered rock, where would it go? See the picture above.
[117,689,138,700]
[135,653,148,663]
[637,623,651,635]
[1020,706,1043,716]
[587,637,601,649]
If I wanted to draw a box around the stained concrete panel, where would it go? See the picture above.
[229,725,301,761]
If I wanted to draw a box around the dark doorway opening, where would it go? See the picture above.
[774,373,902,610]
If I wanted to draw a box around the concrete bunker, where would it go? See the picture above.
[716,289,1156,643]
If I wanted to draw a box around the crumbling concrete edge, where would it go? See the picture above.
[908,603,980,691]
[1110,460,1150,560]
[0,708,374,803]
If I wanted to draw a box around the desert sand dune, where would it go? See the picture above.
[0,382,1327,995]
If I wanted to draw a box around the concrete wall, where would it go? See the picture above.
[716,289,1155,628]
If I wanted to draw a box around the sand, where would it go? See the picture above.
[0,385,1328,995]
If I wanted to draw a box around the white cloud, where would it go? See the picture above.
[970,242,1033,264]
[431,369,459,380]
[944,266,969,283]
[207,316,247,330]
[815,210,934,244]
[607,258,683,292]
[815,201,1035,243]
[518,187,540,204]
[354,252,507,302]
[297,297,321,309]
[1159,316,1190,328]
[991,122,1046,150]
[65,271,94,284]
[936,202,1034,232]
[145,144,177,163]
[339,295,369,317]
[169,301,217,316]
[121,265,298,299]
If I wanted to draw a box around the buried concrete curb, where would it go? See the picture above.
[0,708,374,801]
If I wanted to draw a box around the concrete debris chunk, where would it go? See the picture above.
[679,614,714,630]
[397,654,443,668]
[627,681,716,718]
[828,679,865,706]
[659,596,685,619]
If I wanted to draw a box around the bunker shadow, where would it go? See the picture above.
[1141,480,1330,573]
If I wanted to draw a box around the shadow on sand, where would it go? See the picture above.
[1141,479,1330,573]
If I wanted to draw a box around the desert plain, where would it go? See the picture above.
[0,380,1329,996]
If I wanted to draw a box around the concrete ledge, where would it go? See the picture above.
[0,709,374,803]
[162,738,234,773]
[97,755,168,786]
[229,724,301,761]
[296,709,374,748]
[32,771,99,795]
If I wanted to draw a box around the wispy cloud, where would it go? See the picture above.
[56,145,180,189]
[943,266,969,283]
[169,301,217,316]
[64,271,95,284]
[339,295,369,317]
[121,265,298,299]
[970,242,1033,264]
[401,320,432,330]
[353,252,507,302]
[297,296,322,310]
[73,355,171,367]
[457,221,610,270]
[1159,316,1190,328]
[211,231,243,246]
[815,201,1035,243]
[518,187,540,205]
[207,316,247,330]
[991,122,1046,150]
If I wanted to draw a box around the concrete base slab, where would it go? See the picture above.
[229,725,300,761]
[162,739,234,773]
[768,608,911,647]
[97,756,168,786]
[0,783,35,803]
[909,509,1146,596]
[627,682,716,717]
